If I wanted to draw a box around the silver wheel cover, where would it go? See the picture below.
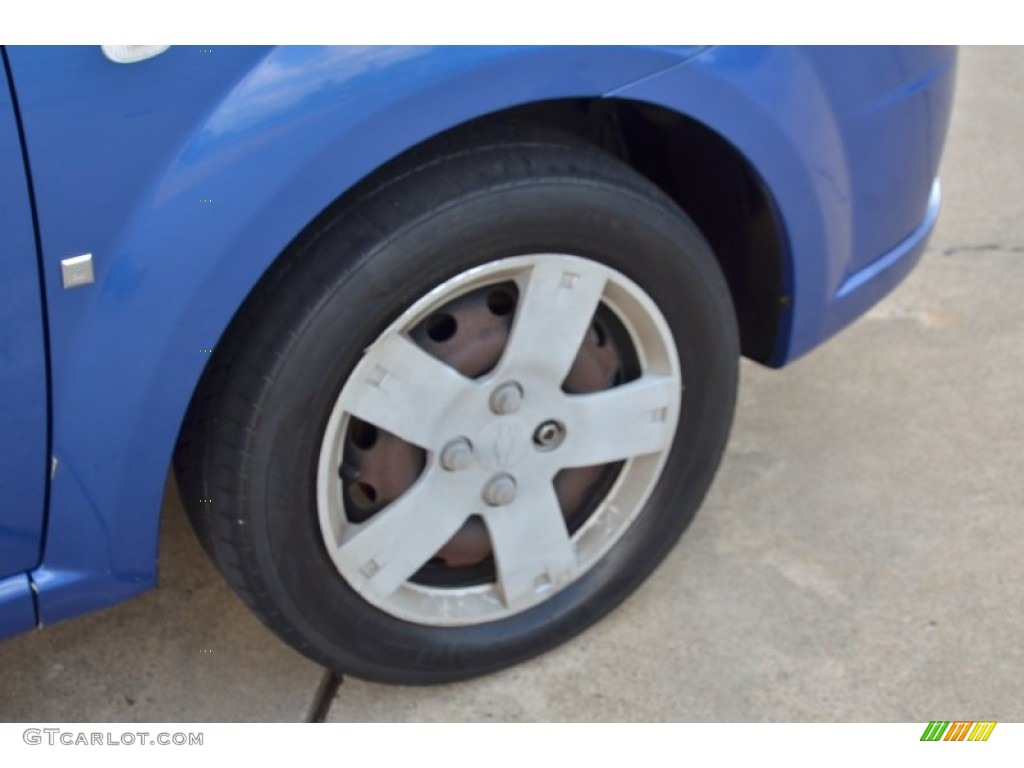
[316,254,682,626]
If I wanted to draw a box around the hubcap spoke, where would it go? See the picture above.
[499,259,607,384]
[485,482,578,611]
[559,374,678,467]
[335,469,472,601]
[339,332,473,448]
[317,254,682,626]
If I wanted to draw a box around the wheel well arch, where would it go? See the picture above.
[176,97,793,545]
[265,97,792,366]
[490,98,791,365]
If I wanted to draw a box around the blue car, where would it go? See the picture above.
[0,46,956,683]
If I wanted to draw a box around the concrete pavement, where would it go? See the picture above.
[0,480,326,721]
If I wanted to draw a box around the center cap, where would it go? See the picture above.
[478,420,529,471]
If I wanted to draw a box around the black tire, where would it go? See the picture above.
[174,122,739,684]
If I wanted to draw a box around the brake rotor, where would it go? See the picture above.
[340,280,632,575]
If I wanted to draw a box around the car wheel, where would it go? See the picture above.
[175,123,739,684]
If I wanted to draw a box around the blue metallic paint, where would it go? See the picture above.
[0,58,48,581]
[612,45,955,361]
[0,574,36,637]
[0,45,955,634]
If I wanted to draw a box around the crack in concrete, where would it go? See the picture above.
[306,670,344,722]
[931,243,1024,256]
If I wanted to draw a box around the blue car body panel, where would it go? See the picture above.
[0,45,955,634]
[0,574,36,637]
[0,58,48,583]
[613,45,955,360]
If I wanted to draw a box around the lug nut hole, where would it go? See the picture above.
[349,481,378,509]
[350,419,379,450]
[486,288,517,316]
[425,313,458,342]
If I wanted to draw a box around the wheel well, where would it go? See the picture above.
[488,98,791,365]
[204,97,790,387]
